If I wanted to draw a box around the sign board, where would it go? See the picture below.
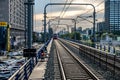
[23,49,36,57]
[0,22,7,26]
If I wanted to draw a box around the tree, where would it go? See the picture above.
[60,32,81,40]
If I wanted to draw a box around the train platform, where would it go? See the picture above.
[28,39,53,80]
[28,59,48,80]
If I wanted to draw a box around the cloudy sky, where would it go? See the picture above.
[34,0,105,33]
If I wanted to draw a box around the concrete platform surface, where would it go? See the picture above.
[29,60,47,80]
[29,39,53,80]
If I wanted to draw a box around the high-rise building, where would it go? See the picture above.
[105,0,120,32]
[0,0,27,47]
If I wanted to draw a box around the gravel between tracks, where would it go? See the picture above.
[44,41,61,80]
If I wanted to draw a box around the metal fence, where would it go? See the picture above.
[8,40,50,80]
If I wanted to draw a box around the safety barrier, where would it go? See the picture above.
[64,38,120,77]
[8,40,51,80]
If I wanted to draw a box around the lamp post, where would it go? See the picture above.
[44,3,96,43]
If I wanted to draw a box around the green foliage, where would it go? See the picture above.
[80,40,93,46]
[60,32,81,40]
[75,32,81,40]
[112,31,120,36]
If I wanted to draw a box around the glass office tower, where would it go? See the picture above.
[105,0,120,32]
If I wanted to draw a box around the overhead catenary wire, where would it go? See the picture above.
[60,0,75,18]
[58,0,69,29]
[50,0,52,18]
[79,1,105,17]
[59,0,69,17]
[77,0,108,23]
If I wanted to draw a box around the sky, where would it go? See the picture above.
[34,0,105,33]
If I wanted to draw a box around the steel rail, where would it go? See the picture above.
[57,40,100,80]
[56,47,66,80]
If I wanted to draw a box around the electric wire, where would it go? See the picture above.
[59,0,69,18]
[60,0,74,18]
[79,1,105,17]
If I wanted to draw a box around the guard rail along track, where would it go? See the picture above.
[54,40,100,80]
[59,38,120,76]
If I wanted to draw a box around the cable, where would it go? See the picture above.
[59,0,69,17]
[60,0,74,18]
[52,0,70,28]
[50,0,52,18]
[79,1,105,17]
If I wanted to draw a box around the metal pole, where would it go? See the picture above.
[24,3,27,48]
[28,2,32,48]
[25,0,34,48]
[48,21,50,40]
[44,12,47,43]
[74,19,76,40]
[32,3,34,44]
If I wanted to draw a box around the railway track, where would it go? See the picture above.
[59,38,120,79]
[54,40,100,80]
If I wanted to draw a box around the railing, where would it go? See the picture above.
[63,38,120,77]
[8,40,51,80]
[65,38,118,55]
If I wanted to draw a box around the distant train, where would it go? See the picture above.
[53,34,58,39]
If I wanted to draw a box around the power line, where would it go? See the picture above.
[95,1,104,7]
[79,1,105,16]
[59,0,69,17]
[61,0,74,18]
[50,0,53,18]
[57,0,70,29]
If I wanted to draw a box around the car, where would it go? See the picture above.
[0,68,12,79]
[17,51,23,56]
[7,52,19,57]
[3,59,17,66]
[0,62,9,67]
[0,75,8,80]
